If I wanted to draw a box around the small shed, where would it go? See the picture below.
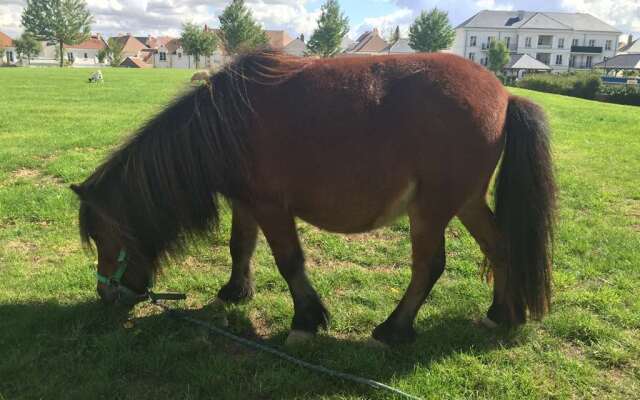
[593,53,640,75]
[504,54,552,79]
[120,56,152,68]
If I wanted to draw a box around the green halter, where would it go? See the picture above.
[96,249,186,305]
[96,249,147,304]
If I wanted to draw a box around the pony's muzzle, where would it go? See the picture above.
[97,283,117,305]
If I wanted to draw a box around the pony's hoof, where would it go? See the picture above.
[285,330,314,346]
[365,337,389,349]
[478,316,499,329]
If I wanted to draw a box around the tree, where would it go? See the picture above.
[104,38,124,67]
[181,22,218,69]
[408,8,455,53]
[21,0,93,67]
[218,0,268,55]
[391,26,401,43]
[306,0,349,58]
[97,46,108,64]
[14,32,41,65]
[488,41,510,74]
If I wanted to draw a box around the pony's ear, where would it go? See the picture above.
[70,184,85,198]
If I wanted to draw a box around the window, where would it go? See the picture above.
[536,53,551,65]
[605,40,612,50]
[572,38,579,47]
[558,38,565,49]
[569,55,576,68]
[538,35,553,47]
[588,39,596,47]
[159,52,167,61]
[67,52,74,62]
[470,36,477,47]
[555,55,563,65]
[178,52,182,59]
[525,37,532,48]
[468,52,475,61]
[586,55,593,68]
[84,53,88,59]
[504,37,511,49]
[7,51,14,62]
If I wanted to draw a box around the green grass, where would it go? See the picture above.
[1,68,639,399]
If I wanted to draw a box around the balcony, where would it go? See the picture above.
[571,46,603,54]
[481,43,518,51]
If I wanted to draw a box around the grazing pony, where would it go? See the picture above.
[71,51,556,346]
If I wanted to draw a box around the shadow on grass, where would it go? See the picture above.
[0,298,527,399]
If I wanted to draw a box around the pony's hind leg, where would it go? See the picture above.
[252,204,329,344]
[217,202,259,303]
[457,197,525,326]
[372,205,449,345]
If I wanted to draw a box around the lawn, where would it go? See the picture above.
[0,67,638,400]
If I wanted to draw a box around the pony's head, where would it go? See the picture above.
[71,183,152,307]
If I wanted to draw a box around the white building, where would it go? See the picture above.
[0,33,108,67]
[0,31,16,65]
[452,10,621,73]
[153,38,229,69]
[63,35,108,67]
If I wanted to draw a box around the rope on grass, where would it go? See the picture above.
[153,302,423,400]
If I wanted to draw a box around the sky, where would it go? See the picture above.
[0,0,638,41]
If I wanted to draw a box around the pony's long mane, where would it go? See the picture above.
[77,50,309,271]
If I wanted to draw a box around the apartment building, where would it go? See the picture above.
[451,10,621,72]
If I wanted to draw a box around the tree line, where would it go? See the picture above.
[17,0,511,72]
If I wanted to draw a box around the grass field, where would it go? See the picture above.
[0,67,638,400]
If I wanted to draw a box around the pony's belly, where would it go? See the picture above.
[293,180,417,234]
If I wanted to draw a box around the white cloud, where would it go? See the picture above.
[561,0,640,35]
[353,7,414,38]
[0,0,319,38]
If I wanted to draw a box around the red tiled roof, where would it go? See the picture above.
[349,29,388,53]
[265,30,294,49]
[64,35,107,50]
[0,31,14,47]
[112,35,147,54]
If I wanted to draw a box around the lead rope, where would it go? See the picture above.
[152,301,423,400]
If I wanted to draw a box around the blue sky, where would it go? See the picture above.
[0,0,638,40]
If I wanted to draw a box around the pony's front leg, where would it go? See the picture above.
[217,202,259,303]
[373,206,449,345]
[253,204,329,345]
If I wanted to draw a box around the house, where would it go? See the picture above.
[111,34,148,59]
[265,30,294,49]
[153,36,229,69]
[343,29,389,55]
[619,35,640,54]
[63,34,108,66]
[451,10,621,72]
[382,38,416,54]
[283,37,306,57]
[0,31,16,65]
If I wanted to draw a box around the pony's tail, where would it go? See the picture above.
[494,96,556,324]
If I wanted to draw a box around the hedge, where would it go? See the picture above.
[516,72,602,100]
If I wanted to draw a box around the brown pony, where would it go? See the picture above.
[71,51,556,346]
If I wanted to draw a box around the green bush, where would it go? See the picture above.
[517,72,602,99]
[599,84,640,106]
